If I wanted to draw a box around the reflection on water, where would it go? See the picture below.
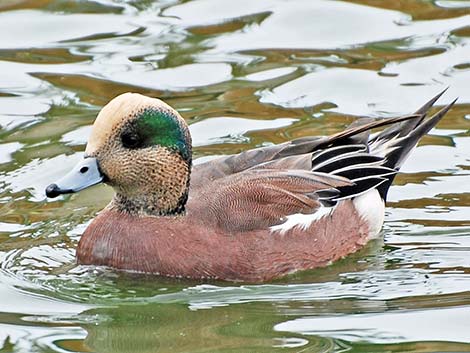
[0,0,469,352]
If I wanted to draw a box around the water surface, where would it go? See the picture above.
[0,0,469,352]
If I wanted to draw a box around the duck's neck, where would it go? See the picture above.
[110,190,189,216]
[109,162,191,217]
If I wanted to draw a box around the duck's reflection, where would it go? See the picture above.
[79,294,470,353]
[78,241,385,353]
[81,302,288,353]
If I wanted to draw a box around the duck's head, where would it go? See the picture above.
[46,93,192,216]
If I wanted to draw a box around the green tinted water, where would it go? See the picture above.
[0,0,469,352]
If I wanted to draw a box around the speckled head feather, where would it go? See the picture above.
[86,93,191,160]
[86,93,192,216]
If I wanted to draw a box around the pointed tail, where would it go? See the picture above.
[368,90,457,200]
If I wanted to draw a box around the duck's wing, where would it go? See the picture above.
[193,169,352,232]
[191,113,427,189]
[191,114,413,189]
[191,137,324,189]
[193,92,455,233]
[191,90,449,190]
[196,142,398,233]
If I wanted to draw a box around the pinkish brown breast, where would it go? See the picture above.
[77,201,370,282]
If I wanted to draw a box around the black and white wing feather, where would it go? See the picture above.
[310,90,456,206]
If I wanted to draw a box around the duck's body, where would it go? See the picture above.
[78,190,370,282]
[46,90,455,281]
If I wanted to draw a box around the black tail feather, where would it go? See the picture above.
[309,90,456,205]
[369,88,449,147]
[373,96,457,200]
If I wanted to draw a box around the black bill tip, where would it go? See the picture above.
[45,183,72,198]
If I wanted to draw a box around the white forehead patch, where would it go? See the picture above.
[85,93,178,155]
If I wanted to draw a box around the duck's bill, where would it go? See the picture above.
[45,157,104,198]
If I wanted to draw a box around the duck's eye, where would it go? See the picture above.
[121,132,142,149]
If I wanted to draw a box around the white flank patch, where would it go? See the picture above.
[353,188,385,239]
[270,206,334,234]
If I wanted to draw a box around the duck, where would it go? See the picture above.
[45,90,455,282]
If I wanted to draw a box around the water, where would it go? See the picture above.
[0,0,469,351]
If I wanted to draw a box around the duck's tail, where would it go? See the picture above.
[309,90,456,207]
[368,90,456,200]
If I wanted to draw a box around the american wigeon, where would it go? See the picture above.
[46,90,455,281]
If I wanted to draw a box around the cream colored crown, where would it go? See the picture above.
[86,93,179,155]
